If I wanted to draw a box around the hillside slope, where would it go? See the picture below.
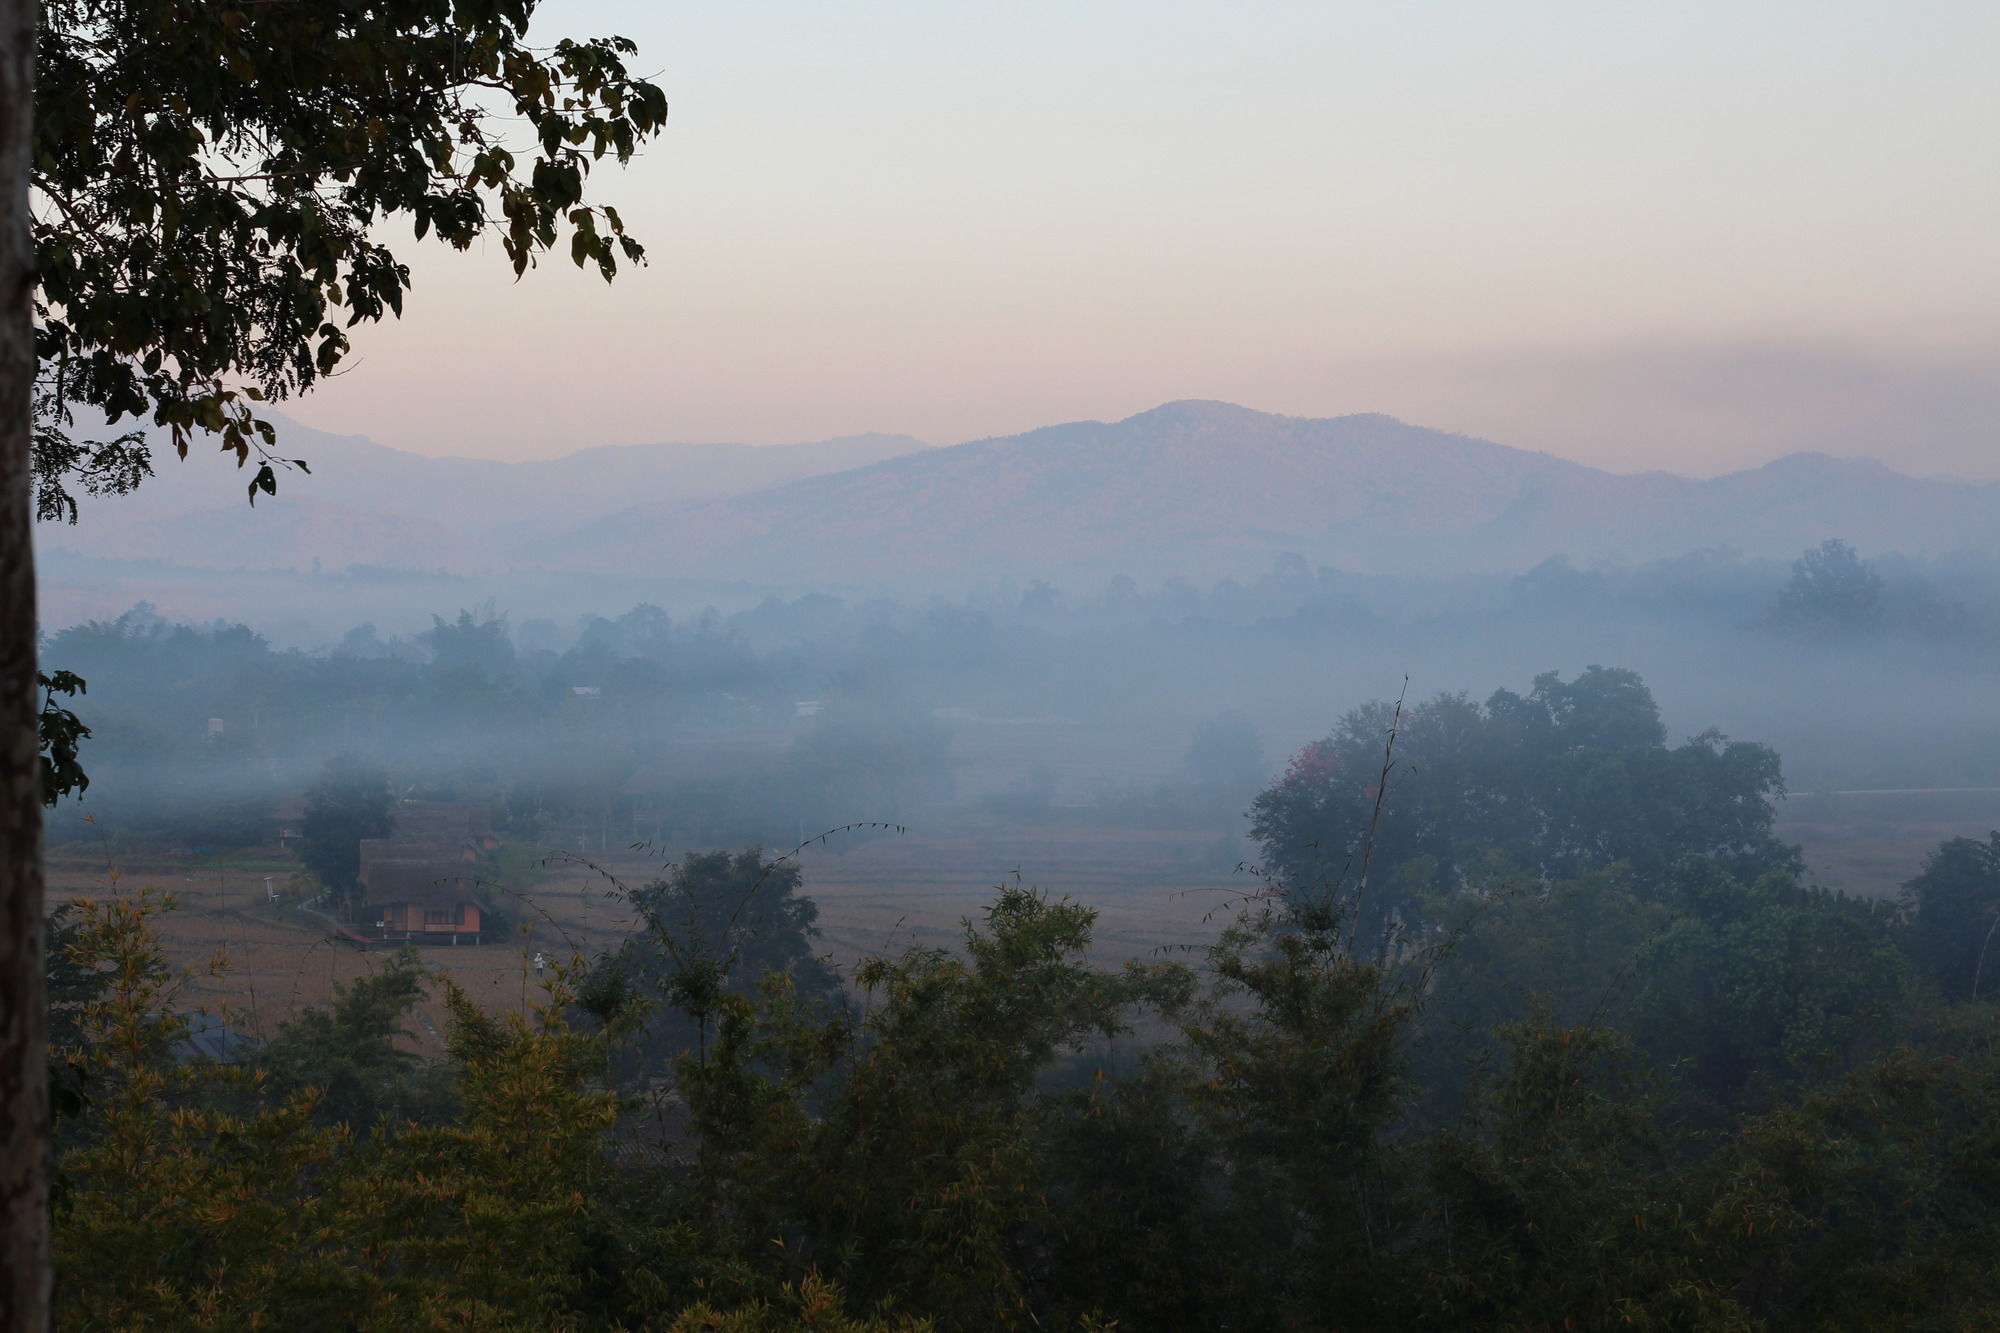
[40,401,2000,584]
[560,401,2000,582]
[41,416,932,570]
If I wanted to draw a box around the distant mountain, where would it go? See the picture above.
[554,402,1592,581]
[37,400,2000,586]
[1470,451,2000,570]
[557,401,2000,582]
[38,416,932,570]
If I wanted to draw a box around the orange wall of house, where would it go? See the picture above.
[411,903,480,933]
[375,904,482,933]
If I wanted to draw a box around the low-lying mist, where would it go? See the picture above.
[41,540,2000,902]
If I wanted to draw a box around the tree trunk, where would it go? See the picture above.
[0,0,44,1328]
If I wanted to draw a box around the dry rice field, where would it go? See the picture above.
[1775,788,2000,900]
[48,789,1996,1048]
[46,844,636,1053]
[44,823,1254,1048]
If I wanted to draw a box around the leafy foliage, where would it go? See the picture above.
[673,884,1191,1330]
[1249,667,1799,936]
[35,667,90,803]
[1628,860,1910,1112]
[584,849,845,1074]
[256,947,448,1131]
[43,854,2000,1329]
[31,0,667,519]
[1900,832,2000,1001]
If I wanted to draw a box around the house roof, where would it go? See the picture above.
[355,802,496,908]
[360,858,479,908]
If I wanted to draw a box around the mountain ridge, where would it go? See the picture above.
[37,402,1996,586]
[40,416,934,570]
[555,403,1962,582]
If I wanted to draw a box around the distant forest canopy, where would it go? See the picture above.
[40,532,1999,652]
[34,534,2000,851]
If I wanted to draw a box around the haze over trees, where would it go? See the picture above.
[31,545,2000,866]
[1774,536,1886,629]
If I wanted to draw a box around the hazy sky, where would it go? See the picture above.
[283,1,2000,477]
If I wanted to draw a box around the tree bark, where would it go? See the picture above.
[0,0,44,1328]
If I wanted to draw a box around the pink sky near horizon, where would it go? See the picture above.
[281,0,2000,479]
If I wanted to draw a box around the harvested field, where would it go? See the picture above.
[52,789,1993,1049]
[1777,788,2000,900]
[787,823,1258,967]
[43,824,1256,1046]
[45,845,642,1053]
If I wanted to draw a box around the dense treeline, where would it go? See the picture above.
[1250,666,1799,942]
[46,861,2000,1329]
[45,674,2000,1329]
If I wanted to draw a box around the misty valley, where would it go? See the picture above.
[38,495,2000,1329]
[10,1,1998,1322]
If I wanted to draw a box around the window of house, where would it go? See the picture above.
[423,906,458,926]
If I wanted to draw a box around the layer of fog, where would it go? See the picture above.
[39,542,2000,904]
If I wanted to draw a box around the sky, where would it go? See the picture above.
[282,0,2000,478]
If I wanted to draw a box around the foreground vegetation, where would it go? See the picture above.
[48,817,2000,1330]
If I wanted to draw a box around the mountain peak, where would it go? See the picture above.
[1732,452,1906,487]
[1122,399,1273,428]
[1119,400,1412,434]
[1755,451,1897,476]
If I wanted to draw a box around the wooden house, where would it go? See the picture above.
[355,802,496,945]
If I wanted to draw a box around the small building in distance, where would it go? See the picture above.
[356,802,498,945]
